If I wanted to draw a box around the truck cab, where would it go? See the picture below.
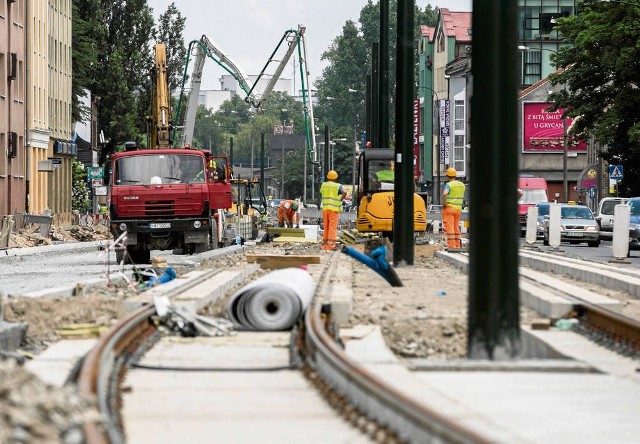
[108,148,231,263]
[518,176,549,236]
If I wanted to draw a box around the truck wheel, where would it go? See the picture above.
[128,246,150,264]
[193,239,209,254]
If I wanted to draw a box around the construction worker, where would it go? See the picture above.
[441,167,465,249]
[277,200,299,228]
[320,170,347,251]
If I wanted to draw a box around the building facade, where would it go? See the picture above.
[46,0,75,225]
[0,0,27,217]
[417,8,472,203]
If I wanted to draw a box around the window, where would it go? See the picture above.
[454,100,465,131]
[437,32,445,52]
[523,50,542,86]
[453,135,465,174]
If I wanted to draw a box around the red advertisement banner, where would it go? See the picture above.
[523,103,587,152]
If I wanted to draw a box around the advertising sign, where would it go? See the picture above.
[439,100,450,164]
[523,103,587,152]
[413,99,421,179]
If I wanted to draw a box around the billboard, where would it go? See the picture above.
[523,103,587,152]
[413,99,421,179]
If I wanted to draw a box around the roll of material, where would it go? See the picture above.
[227,267,316,331]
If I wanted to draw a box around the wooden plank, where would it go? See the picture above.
[266,227,306,238]
[246,254,321,269]
[415,244,443,257]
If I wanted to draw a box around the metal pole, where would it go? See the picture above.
[260,133,265,192]
[352,117,357,199]
[379,0,390,147]
[468,0,520,359]
[393,0,414,266]
[563,116,568,202]
[304,140,307,202]
[281,120,285,199]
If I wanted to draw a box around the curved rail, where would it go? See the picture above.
[302,301,489,441]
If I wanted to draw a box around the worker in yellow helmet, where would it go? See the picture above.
[441,167,465,249]
[320,170,347,251]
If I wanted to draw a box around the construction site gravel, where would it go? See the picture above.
[2,228,637,442]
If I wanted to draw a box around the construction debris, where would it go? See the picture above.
[337,228,381,245]
[153,296,234,337]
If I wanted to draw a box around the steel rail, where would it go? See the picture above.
[77,267,224,443]
[303,304,491,443]
[575,303,640,351]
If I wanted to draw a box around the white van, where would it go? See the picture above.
[595,197,627,238]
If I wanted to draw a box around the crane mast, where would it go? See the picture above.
[150,43,172,148]
[176,25,316,163]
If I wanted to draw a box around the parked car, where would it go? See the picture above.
[533,202,555,238]
[595,197,627,238]
[543,204,600,247]
[628,197,640,248]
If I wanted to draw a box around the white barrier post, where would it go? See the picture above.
[526,206,538,244]
[611,204,630,260]
[549,204,561,249]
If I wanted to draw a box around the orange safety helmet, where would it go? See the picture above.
[327,170,338,180]
[446,167,457,177]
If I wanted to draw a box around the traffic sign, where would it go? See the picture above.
[609,165,623,179]
[87,167,104,180]
[589,186,596,199]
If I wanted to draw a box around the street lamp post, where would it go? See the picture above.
[280,108,287,199]
[348,89,360,203]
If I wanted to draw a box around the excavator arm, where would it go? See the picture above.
[150,43,172,148]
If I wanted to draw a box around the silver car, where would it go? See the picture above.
[543,204,600,247]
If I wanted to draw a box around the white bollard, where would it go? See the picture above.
[549,204,561,248]
[612,204,630,259]
[526,206,538,244]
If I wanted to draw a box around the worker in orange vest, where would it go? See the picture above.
[441,167,465,249]
[320,170,347,251]
[277,200,300,228]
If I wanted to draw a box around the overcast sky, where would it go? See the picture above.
[147,0,472,91]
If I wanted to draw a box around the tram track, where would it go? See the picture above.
[63,243,639,443]
[74,247,490,443]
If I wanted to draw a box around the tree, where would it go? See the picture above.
[549,0,640,197]
[314,1,439,170]
[71,0,102,123]
[71,159,91,212]
[153,2,187,92]
[83,0,154,163]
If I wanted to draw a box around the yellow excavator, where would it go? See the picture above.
[355,148,427,237]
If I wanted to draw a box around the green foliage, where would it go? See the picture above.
[71,159,91,212]
[71,0,102,123]
[549,0,640,196]
[314,1,438,158]
[153,2,187,92]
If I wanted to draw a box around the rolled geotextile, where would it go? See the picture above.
[227,267,315,331]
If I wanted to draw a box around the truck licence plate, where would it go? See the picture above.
[566,231,583,237]
[149,223,171,229]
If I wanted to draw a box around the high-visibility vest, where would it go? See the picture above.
[445,180,465,210]
[320,181,342,212]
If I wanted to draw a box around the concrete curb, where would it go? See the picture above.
[0,240,108,259]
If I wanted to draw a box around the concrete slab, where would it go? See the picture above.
[25,339,96,386]
[343,323,640,444]
[123,333,370,443]
[0,321,28,352]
